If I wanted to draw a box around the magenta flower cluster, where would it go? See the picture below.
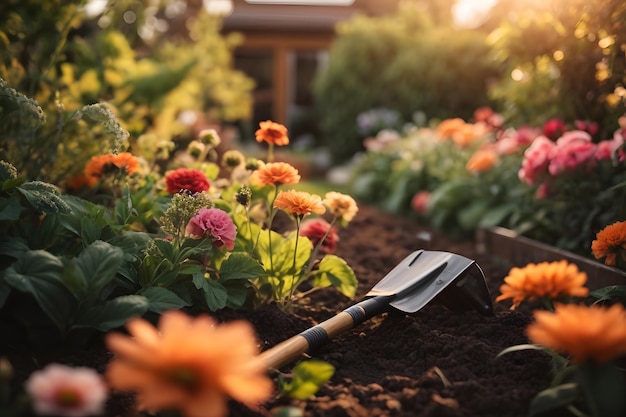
[186,208,237,250]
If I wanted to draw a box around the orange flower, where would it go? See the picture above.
[466,147,499,172]
[591,221,626,266]
[249,162,300,187]
[255,120,289,146]
[105,311,273,417]
[435,118,466,140]
[495,260,589,309]
[274,190,326,217]
[527,303,626,364]
[323,191,358,223]
[435,118,483,147]
[84,152,140,187]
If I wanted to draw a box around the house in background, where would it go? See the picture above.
[220,0,400,142]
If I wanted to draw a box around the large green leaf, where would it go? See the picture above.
[311,255,357,298]
[4,250,74,333]
[140,287,190,313]
[219,252,266,281]
[73,240,124,298]
[0,234,30,258]
[76,295,149,332]
[0,196,23,221]
[193,272,228,311]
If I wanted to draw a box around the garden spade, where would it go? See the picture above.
[259,250,493,370]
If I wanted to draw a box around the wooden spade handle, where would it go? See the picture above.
[258,296,391,370]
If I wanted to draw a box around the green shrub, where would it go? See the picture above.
[314,5,500,162]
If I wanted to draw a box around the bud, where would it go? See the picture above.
[236,185,252,207]
[198,128,221,147]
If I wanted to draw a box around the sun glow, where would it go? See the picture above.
[452,0,498,28]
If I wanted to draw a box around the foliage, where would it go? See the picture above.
[0,0,254,183]
[348,109,626,260]
[486,0,626,136]
[313,2,500,162]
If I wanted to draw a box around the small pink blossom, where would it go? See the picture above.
[186,208,237,250]
[299,218,339,254]
[548,131,596,176]
[595,138,623,161]
[518,136,555,185]
[574,120,599,136]
[25,364,108,417]
[411,191,431,215]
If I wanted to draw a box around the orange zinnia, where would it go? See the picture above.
[274,190,326,217]
[249,162,300,187]
[105,310,273,417]
[255,120,289,146]
[466,147,499,172]
[495,260,589,309]
[84,152,140,187]
[527,303,626,364]
[323,191,359,223]
[591,221,626,267]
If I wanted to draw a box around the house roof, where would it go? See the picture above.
[223,0,399,32]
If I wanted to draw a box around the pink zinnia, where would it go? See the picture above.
[518,136,555,185]
[595,138,623,161]
[186,208,237,250]
[299,218,339,254]
[25,364,108,417]
[548,131,596,176]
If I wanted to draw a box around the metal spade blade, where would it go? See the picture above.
[259,250,493,370]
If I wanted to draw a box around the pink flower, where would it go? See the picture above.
[186,208,237,250]
[574,120,599,136]
[518,136,555,185]
[25,364,108,417]
[548,131,596,176]
[595,138,623,161]
[542,118,567,140]
[299,218,339,254]
[411,191,431,215]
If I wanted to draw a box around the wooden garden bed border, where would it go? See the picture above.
[476,227,626,291]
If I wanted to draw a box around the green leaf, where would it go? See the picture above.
[0,234,30,258]
[219,252,266,281]
[3,250,74,333]
[282,360,335,400]
[17,181,71,213]
[590,285,626,304]
[529,383,580,416]
[497,343,548,358]
[0,196,23,221]
[140,287,190,313]
[311,255,358,298]
[77,295,149,332]
[193,272,228,311]
[73,241,124,297]
[578,361,626,417]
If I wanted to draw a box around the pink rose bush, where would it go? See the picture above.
[186,208,237,250]
[25,364,108,417]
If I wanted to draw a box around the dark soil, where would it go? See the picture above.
[4,205,553,417]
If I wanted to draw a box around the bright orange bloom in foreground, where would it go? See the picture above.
[466,147,499,172]
[255,120,289,146]
[323,191,359,223]
[527,303,626,364]
[84,152,140,187]
[274,190,326,217]
[249,162,300,187]
[591,220,626,266]
[495,260,589,309]
[105,311,273,417]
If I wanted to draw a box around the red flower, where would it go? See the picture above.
[165,168,210,194]
[542,118,567,140]
[299,218,338,254]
